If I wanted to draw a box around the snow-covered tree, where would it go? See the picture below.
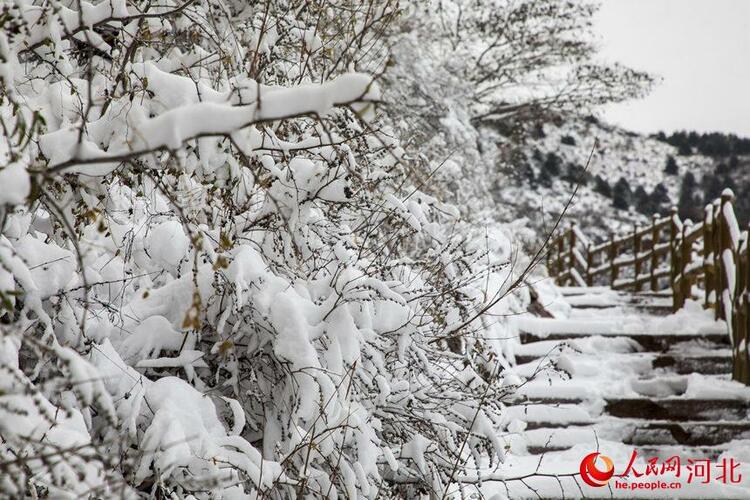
[388,0,652,145]
[0,0,529,497]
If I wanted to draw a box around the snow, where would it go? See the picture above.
[0,162,30,205]
[401,434,432,475]
[14,235,76,298]
[42,73,380,171]
[515,299,727,337]
[120,315,185,362]
[145,220,189,268]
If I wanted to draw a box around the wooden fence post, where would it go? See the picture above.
[737,225,750,384]
[650,214,660,291]
[633,225,643,292]
[703,206,715,310]
[717,194,734,321]
[585,243,594,286]
[557,233,565,286]
[569,222,577,283]
[669,207,681,311]
[679,220,693,308]
[609,231,618,287]
[546,239,553,278]
[713,200,722,320]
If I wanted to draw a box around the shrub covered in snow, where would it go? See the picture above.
[0,0,532,497]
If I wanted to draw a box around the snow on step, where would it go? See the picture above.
[516,311,727,338]
[521,332,729,353]
[517,366,750,402]
[516,351,733,374]
[557,286,616,296]
[504,403,595,427]
[521,423,624,451]
[564,290,673,315]
[515,335,641,358]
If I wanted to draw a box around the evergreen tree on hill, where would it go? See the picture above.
[539,152,561,187]
[678,172,701,221]
[612,177,633,210]
[634,186,650,215]
[649,183,670,215]
[594,175,612,198]
[664,155,678,175]
[729,155,739,170]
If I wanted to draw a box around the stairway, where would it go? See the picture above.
[508,287,750,461]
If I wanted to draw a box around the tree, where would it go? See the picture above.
[562,163,587,187]
[679,172,701,221]
[594,176,612,198]
[388,0,653,190]
[539,152,562,187]
[453,0,654,123]
[665,155,679,175]
[729,155,740,170]
[612,178,633,210]
[678,143,693,156]
[649,183,671,215]
[735,180,750,227]
[561,135,577,146]
[656,131,750,158]
[634,186,651,215]
[703,172,737,206]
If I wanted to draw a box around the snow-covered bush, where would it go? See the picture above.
[0,0,527,497]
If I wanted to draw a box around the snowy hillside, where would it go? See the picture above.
[487,116,741,243]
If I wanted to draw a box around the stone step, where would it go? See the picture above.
[560,288,671,296]
[568,303,674,317]
[519,331,729,352]
[651,354,732,374]
[523,420,750,451]
[526,444,735,460]
[605,398,749,422]
[618,444,735,461]
[505,402,594,429]
[566,295,672,308]
[515,353,732,375]
[627,421,750,446]
[513,397,749,422]
[513,396,588,406]
[526,445,577,454]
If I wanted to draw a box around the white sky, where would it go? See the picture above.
[594,0,750,137]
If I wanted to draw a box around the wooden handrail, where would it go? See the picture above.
[547,190,750,385]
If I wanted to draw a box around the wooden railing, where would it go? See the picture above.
[547,190,750,384]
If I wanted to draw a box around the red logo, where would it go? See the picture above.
[580,452,615,487]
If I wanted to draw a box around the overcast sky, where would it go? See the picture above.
[594,0,750,137]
